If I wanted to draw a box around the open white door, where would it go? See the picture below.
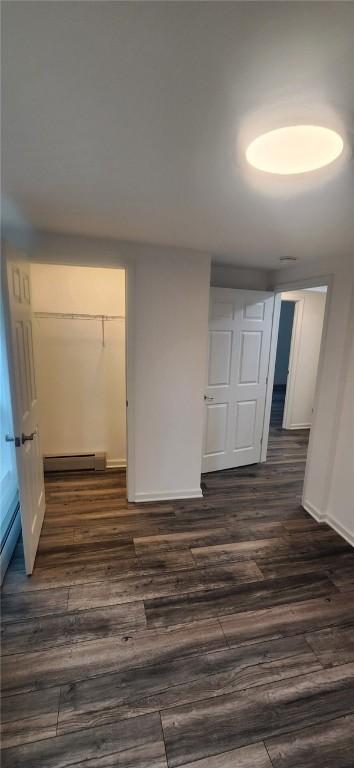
[202,288,274,473]
[2,244,45,574]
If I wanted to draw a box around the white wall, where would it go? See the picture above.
[133,249,210,500]
[326,296,354,542]
[210,264,269,290]
[31,264,126,467]
[32,233,211,501]
[272,254,354,545]
[281,290,326,429]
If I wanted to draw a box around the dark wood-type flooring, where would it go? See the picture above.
[2,397,354,767]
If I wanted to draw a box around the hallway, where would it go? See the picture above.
[2,431,354,767]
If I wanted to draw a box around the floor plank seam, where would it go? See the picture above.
[264,738,276,767]
[217,617,231,649]
[303,633,327,670]
[159,711,169,768]
[56,687,62,737]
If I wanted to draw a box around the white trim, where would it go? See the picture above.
[301,276,333,513]
[303,499,354,549]
[274,274,333,295]
[125,260,135,502]
[106,459,126,469]
[326,514,354,549]
[282,298,304,430]
[285,423,311,430]
[261,293,281,462]
[302,499,325,522]
[134,488,203,502]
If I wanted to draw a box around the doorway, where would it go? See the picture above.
[271,300,295,428]
[2,249,131,578]
[267,285,328,485]
[31,263,127,475]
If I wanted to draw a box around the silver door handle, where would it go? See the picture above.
[21,430,37,444]
[204,395,215,401]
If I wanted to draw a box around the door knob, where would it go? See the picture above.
[21,430,37,444]
[204,395,215,401]
[5,434,21,447]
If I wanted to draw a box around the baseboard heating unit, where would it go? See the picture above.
[43,452,106,472]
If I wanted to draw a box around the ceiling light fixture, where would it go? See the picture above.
[246,125,344,175]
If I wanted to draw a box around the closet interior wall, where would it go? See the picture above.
[31,264,126,468]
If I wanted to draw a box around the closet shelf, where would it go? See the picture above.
[33,312,125,347]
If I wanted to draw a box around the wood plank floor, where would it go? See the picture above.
[2,399,354,767]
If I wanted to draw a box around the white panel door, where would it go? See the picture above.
[3,245,45,574]
[202,288,274,472]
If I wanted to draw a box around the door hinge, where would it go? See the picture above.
[5,434,21,447]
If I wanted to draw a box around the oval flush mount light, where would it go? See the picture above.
[246,125,344,175]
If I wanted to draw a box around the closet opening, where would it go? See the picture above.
[31,264,127,488]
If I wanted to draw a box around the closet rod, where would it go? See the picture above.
[33,312,125,347]
[33,312,124,320]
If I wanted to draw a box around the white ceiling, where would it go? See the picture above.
[2,1,354,269]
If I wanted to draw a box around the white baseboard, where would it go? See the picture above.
[326,514,354,548]
[303,498,354,549]
[106,459,126,469]
[133,488,203,503]
[302,499,325,522]
[285,423,311,430]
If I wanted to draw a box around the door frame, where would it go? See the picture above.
[261,275,333,493]
[28,253,136,503]
[282,296,304,430]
